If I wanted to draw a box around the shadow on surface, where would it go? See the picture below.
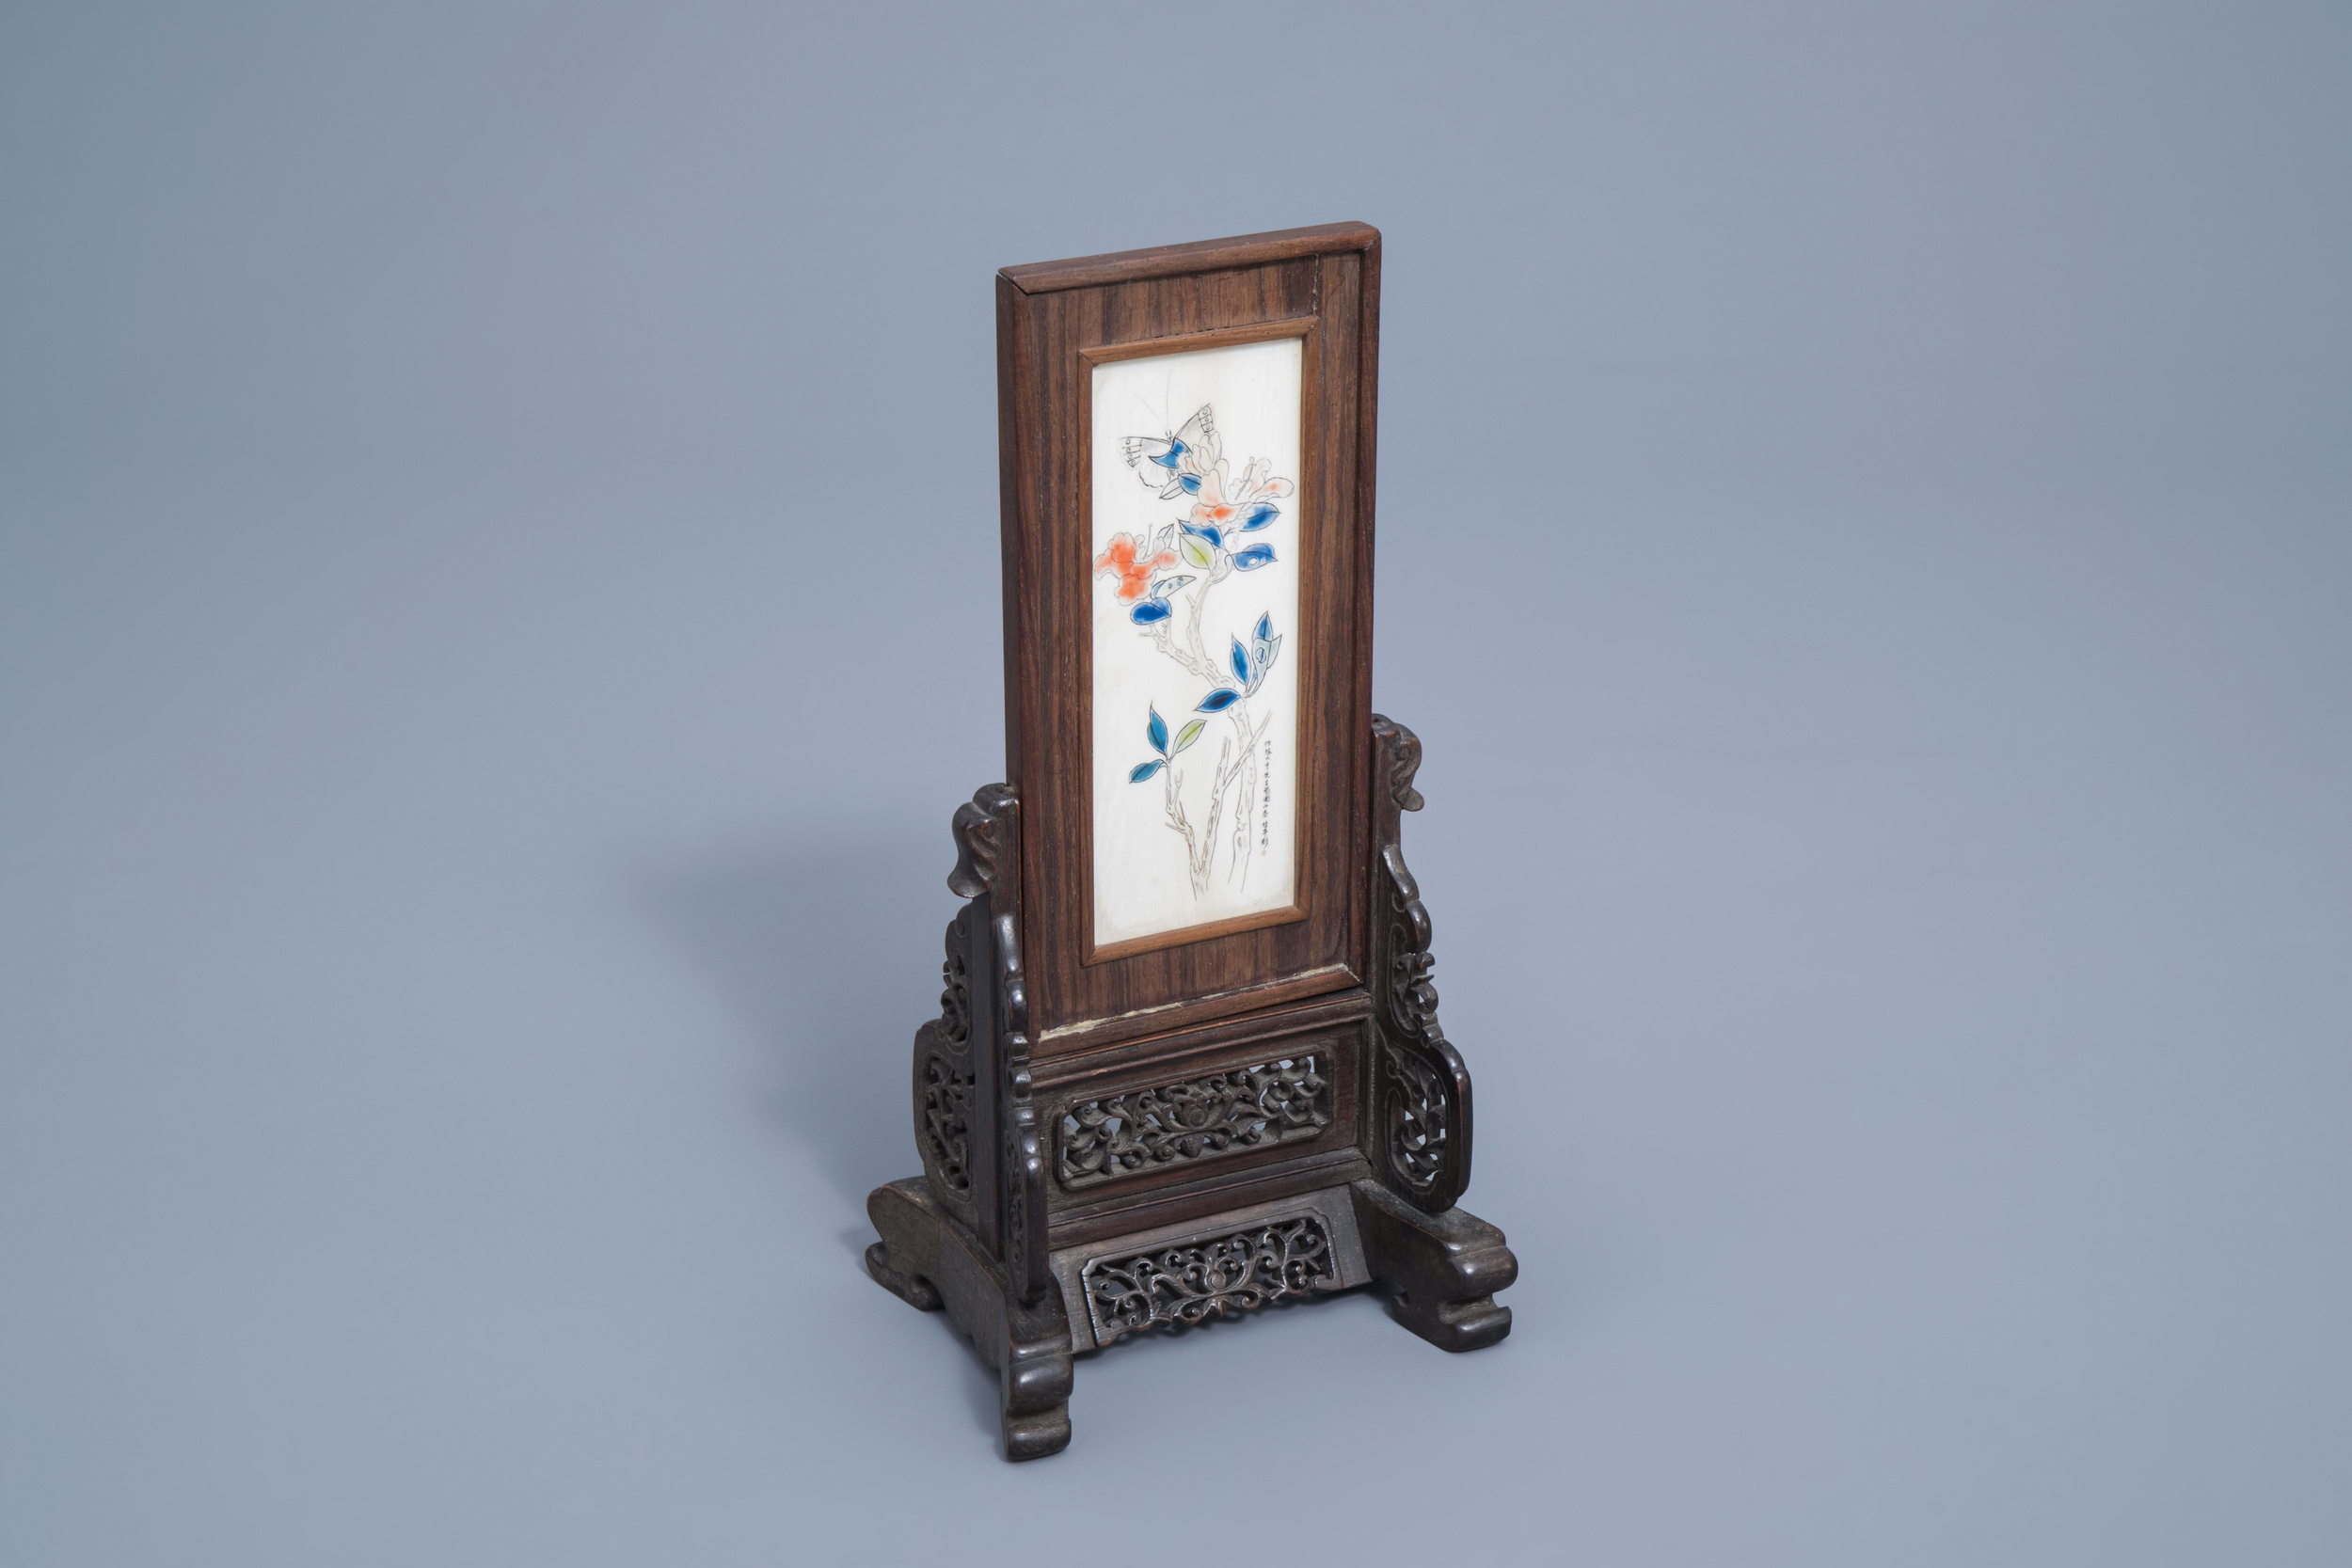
[640,825,1051,1454]
[637,827,959,1218]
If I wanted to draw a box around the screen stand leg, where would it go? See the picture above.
[1351,1178,1518,1353]
[866,1177,1074,1462]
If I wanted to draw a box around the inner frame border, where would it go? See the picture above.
[1075,319,1321,967]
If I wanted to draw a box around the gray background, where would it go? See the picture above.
[4,3,2346,1562]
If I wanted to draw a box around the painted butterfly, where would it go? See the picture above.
[1119,404,1219,500]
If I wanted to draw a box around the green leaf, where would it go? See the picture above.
[1173,718,1206,754]
[1180,534,1215,569]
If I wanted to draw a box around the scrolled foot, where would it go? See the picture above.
[1002,1403,1072,1461]
[1386,1284,1512,1352]
[1351,1179,1518,1353]
[864,1240,943,1311]
[866,1177,1079,1459]
[997,1297,1073,1461]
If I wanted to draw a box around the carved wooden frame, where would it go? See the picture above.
[866,225,1518,1461]
[1001,227,1376,1049]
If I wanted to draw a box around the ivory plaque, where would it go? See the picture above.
[1087,334,1305,957]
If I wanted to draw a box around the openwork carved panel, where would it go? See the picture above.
[1380,842,1441,1048]
[916,907,977,1198]
[936,944,971,1049]
[1383,1041,1448,1192]
[1057,1055,1330,1189]
[920,1051,974,1195]
[1081,1215,1337,1344]
[1368,715,1472,1212]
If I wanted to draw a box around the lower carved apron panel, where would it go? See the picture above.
[1047,1187,1371,1352]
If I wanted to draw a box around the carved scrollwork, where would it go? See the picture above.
[914,790,1009,1227]
[1382,844,1442,1047]
[1373,712,1424,813]
[1057,1056,1331,1189]
[948,783,1017,898]
[1081,1215,1338,1344]
[936,930,971,1052]
[914,907,978,1204]
[912,783,1047,1300]
[1376,844,1461,1200]
[1383,1041,1448,1191]
[919,1052,974,1194]
[1369,714,1472,1213]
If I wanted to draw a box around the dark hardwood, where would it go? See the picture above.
[866,718,1515,1459]
[864,226,1516,1461]
[996,230,1375,1047]
[999,220,1381,295]
[866,1178,1073,1460]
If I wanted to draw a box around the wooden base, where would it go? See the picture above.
[874,721,1515,1460]
[866,1178,1074,1461]
[866,1174,1517,1461]
[1352,1176,1518,1352]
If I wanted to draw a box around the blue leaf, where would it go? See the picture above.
[1128,759,1164,784]
[1177,473,1201,496]
[1146,705,1168,756]
[1129,598,1172,626]
[1237,501,1279,531]
[1149,573,1194,600]
[1255,612,1274,642]
[1196,688,1242,713]
[1231,637,1250,685]
[1231,543,1277,571]
[1179,519,1224,549]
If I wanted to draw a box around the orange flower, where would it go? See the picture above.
[1092,532,1176,602]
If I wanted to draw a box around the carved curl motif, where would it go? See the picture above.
[947,783,1017,899]
[1373,712,1425,813]
[914,908,977,1197]
[920,1052,974,1194]
[1379,848,1454,1193]
[936,911,972,1051]
[1383,846,1443,1048]
[1082,1216,1337,1344]
[1058,1057,1331,1189]
[1370,714,1470,1210]
[1383,1043,1448,1191]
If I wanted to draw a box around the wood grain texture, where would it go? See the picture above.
[997,226,1380,1050]
[1000,221,1381,295]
